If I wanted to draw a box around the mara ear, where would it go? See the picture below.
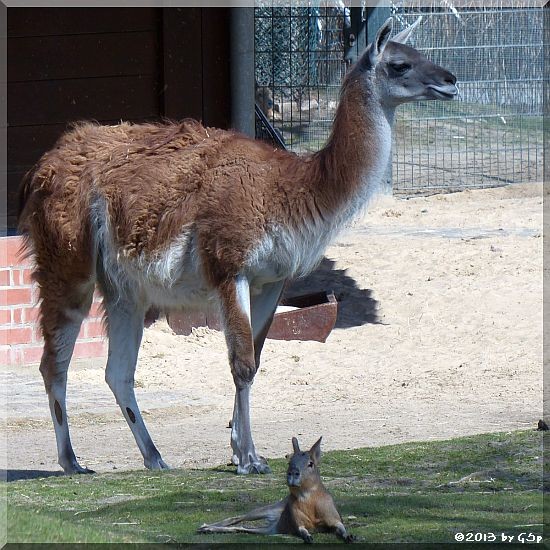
[292,437,301,454]
[309,436,322,464]
[392,16,423,44]
[369,17,394,65]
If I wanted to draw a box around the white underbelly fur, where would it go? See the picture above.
[99,220,215,309]
[98,160,388,308]
[102,222,326,307]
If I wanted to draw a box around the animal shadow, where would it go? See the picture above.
[284,257,378,329]
[2,469,65,482]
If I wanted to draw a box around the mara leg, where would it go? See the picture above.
[102,295,168,470]
[198,499,285,534]
[298,526,314,544]
[39,285,94,474]
[219,275,274,474]
[198,524,273,536]
[334,522,355,543]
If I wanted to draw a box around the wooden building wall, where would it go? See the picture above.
[6,7,230,232]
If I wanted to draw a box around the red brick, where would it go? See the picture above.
[89,302,104,318]
[16,269,33,286]
[0,270,10,287]
[0,326,33,345]
[0,309,11,325]
[84,320,105,338]
[1,287,33,306]
[73,340,107,359]
[0,346,11,365]
[22,306,40,323]
[20,345,44,365]
[12,308,23,324]
[3,236,32,267]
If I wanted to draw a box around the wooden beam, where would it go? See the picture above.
[161,7,203,121]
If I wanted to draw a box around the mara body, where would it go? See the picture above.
[199,437,355,544]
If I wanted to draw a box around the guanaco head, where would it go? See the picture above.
[356,17,458,107]
[287,436,323,492]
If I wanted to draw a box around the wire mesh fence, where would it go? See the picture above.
[254,2,544,194]
[391,1,544,193]
[255,5,348,151]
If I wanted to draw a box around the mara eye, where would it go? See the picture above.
[308,461,314,468]
[390,62,411,73]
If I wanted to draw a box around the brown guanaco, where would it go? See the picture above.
[198,437,355,543]
[18,16,457,475]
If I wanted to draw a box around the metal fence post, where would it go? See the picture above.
[230,8,255,138]
[344,7,366,65]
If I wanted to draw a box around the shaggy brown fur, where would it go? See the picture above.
[17,18,457,475]
[19,80,376,286]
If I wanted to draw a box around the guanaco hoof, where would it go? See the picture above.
[62,463,95,475]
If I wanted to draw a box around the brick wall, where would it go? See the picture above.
[0,236,107,366]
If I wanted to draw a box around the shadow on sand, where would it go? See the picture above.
[284,257,379,329]
[2,469,65,482]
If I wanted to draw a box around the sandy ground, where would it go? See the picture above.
[2,183,543,478]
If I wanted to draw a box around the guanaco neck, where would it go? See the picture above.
[308,66,394,222]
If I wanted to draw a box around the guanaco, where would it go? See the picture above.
[198,436,354,543]
[18,16,457,475]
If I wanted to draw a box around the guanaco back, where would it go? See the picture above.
[198,437,354,543]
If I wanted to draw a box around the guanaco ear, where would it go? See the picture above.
[309,436,322,465]
[292,437,301,454]
[392,16,422,44]
[369,17,393,65]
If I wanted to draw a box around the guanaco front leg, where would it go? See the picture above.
[251,280,285,368]
[218,274,270,474]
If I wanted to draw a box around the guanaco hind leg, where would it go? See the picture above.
[39,285,95,474]
[251,279,285,367]
[101,286,169,470]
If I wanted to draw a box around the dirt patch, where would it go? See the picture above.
[2,183,542,475]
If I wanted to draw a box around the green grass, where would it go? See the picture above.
[6,430,545,544]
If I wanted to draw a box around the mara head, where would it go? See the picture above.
[355,17,458,107]
[287,436,322,489]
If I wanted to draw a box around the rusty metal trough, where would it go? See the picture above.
[166,291,338,342]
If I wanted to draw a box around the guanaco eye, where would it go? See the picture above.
[390,62,411,73]
[308,461,314,468]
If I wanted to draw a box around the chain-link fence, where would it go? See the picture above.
[391,1,544,193]
[254,2,544,194]
[255,5,348,151]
